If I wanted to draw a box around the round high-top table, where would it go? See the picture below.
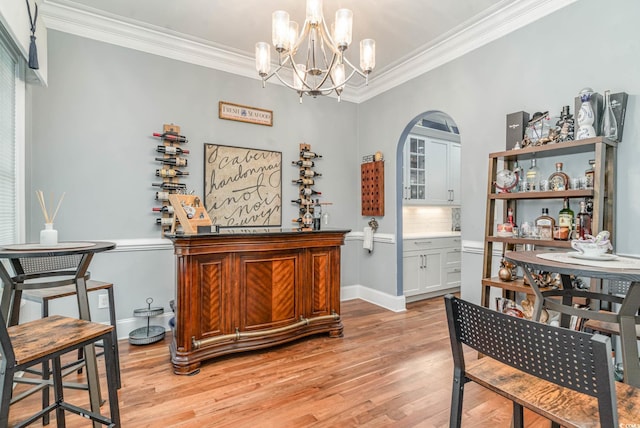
[505,250,640,388]
[0,241,115,427]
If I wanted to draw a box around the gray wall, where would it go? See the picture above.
[25,0,640,331]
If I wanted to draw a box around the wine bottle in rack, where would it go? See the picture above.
[157,146,190,155]
[292,178,315,185]
[300,188,321,196]
[300,150,322,159]
[153,132,188,143]
[152,206,175,214]
[155,157,188,167]
[156,169,189,177]
[300,169,322,178]
[291,199,313,205]
[156,217,174,226]
[152,182,187,190]
[155,191,170,201]
[292,160,315,167]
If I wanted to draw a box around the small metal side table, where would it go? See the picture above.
[505,250,640,388]
[129,298,165,345]
[0,241,115,428]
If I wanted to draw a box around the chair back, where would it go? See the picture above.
[444,294,618,427]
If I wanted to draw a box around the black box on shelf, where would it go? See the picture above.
[574,92,603,138]
[505,111,530,150]
[610,91,628,142]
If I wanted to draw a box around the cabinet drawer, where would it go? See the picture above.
[444,247,461,265]
[404,237,461,251]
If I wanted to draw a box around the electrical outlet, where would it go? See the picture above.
[98,294,109,309]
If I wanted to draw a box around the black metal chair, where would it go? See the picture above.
[0,313,120,427]
[444,294,622,428]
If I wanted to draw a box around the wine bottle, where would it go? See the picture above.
[156,157,188,167]
[156,169,189,177]
[300,169,322,178]
[300,150,322,159]
[300,188,321,196]
[157,145,190,155]
[556,198,574,240]
[153,132,188,143]
[291,199,313,205]
[152,206,175,214]
[156,217,174,226]
[292,160,315,167]
[152,182,186,190]
[155,191,170,201]
[576,200,592,238]
[292,178,314,185]
[313,199,322,230]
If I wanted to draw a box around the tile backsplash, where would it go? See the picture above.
[403,206,461,234]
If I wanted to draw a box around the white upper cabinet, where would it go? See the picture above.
[403,135,460,205]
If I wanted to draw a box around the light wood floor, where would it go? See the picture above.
[9,296,551,427]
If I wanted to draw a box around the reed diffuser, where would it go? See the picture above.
[36,190,64,245]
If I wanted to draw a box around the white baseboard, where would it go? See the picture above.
[341,285,406,312]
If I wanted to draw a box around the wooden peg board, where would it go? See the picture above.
[361,161,384,216]
[168,194,212,234]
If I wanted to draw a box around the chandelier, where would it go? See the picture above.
[255,0,376,102]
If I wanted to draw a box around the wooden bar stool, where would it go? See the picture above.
[19,280,121,424]
[0,314,120,427]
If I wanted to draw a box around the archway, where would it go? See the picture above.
[395,111,461,298]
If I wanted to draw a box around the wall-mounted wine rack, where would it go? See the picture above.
[361,159,384,216]
[292,143,322,231]
[152,123,189,236]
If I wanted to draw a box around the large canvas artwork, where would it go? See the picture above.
[204,144,282,227]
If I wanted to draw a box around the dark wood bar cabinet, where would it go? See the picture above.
[166,229,349,375]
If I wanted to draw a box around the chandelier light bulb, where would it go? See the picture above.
[272,11,290,51]
[331,63,345,91]
[255,42,271,76]
[333,9,353,49]
[306,0,323,25]
[288,21,299,52]
[360,39,376,73]
[293,64,307,91]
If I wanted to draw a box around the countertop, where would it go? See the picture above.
[403,231,461,239]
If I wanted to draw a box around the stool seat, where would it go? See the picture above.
[21,280,114,301]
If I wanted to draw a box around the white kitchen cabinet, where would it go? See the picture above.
[403,135,460,205]
[403,236,461,298]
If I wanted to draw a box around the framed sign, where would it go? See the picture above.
[218,101,273,126]
[204,144,282,227]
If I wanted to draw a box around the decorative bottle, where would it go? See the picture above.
[601,90,618,141]
[535,208,555,240]
[548,162,569,191]
[585,159,595,189]
[576,88,596,140]
[526,159,538,192]
[556,198,574,240]
[40,223,58,245]
[512,162,523,192]
[313,199,322,230]
[577,200,592,239]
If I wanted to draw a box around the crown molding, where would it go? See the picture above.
[350,0,577,103]
[41,0,576,104]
